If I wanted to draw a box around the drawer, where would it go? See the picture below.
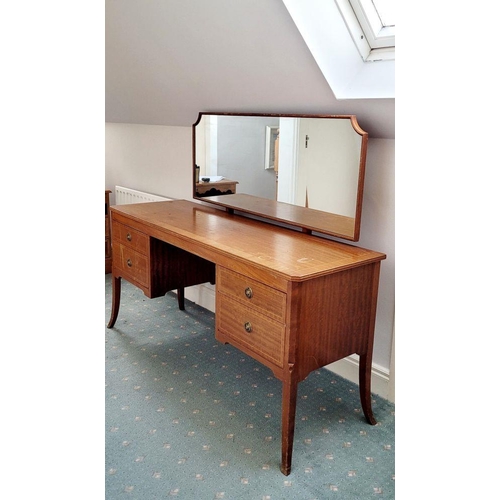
[218,295,284,367]
[217,267,286,322]
[114,243,149,288]
[112,221,149,255]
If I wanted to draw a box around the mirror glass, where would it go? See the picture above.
[193,113,368,241]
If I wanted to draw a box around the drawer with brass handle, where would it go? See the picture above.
[217,295,284,367]
[217,267,286,322]
[115,244,149,288]
[113,221,148,255]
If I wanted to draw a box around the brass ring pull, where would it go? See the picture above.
[126,233,132,241]
[127,258,132,267]
[244,287,253,299]
[244,321,252,333]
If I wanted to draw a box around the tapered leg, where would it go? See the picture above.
[107,276,122,328]
[280,377,299,475]
[359,352,377,425]
[177,288,185,310]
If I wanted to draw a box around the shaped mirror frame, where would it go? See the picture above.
[192,112,368,241]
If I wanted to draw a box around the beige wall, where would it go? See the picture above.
[105,123,192,205]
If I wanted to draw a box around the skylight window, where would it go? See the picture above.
[372,0,395,26]
[336,0,395,61]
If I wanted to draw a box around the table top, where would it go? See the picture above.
[111,200,385,281]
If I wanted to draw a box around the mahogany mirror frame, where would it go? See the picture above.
[192,112,368,241]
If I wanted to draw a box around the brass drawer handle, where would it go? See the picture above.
[126,233,132,241]
[244,287,253,299]
[127,258,132,267]
[244,321,252,333]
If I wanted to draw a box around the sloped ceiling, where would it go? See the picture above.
[106,0,395,139]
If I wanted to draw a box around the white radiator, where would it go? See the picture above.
[115,186,172,205]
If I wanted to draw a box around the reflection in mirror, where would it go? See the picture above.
[193,113,367,241]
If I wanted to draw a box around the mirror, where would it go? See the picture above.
[192,112,368,241]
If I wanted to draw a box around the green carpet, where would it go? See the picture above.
[105,274,395,498]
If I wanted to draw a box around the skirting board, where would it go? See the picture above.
[325,357,392,402]
[184,283,216,314]
[183,284,393,403]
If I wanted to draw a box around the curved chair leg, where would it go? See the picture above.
[107,276,121,328]
[177,288,185,310]
[359,352,377,425]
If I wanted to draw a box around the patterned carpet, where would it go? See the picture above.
[105,274,395,498]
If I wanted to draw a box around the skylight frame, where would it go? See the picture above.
[335,0,395,62]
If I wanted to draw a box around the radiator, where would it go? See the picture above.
[115,185,172,205]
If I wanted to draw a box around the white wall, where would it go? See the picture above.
[105,124,395,400]
[359,138,395,368]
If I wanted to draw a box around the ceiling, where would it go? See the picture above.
[105,0,395,139]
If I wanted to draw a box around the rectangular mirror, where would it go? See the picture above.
[193,112,368,241]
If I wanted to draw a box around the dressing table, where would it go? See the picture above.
[107,113,386,475]
[195,178,238,197]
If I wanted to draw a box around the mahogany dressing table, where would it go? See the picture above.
[107,199,385,475]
